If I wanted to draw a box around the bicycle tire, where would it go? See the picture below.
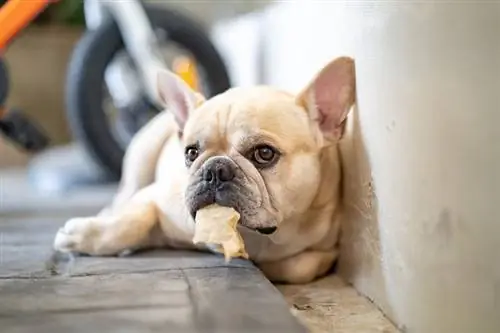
[65,5,231,180]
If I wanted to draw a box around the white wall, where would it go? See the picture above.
[354,3,500,331]
[214,1,500,331]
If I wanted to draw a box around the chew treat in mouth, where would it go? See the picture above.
[192,204,249,262]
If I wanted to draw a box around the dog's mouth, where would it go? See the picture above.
[188,184,278,235]
[251,226,277,235]
[190,204,277,235]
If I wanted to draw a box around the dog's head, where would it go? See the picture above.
[157,57,355,235]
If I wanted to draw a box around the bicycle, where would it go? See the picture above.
[0,0,52,153]
[0,0,231,180]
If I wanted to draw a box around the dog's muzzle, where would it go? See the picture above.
[187,156,277,235]
[188,156,240,217]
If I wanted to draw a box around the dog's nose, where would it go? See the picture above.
[203,157,235,184]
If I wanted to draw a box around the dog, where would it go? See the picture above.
[53,56,356,284]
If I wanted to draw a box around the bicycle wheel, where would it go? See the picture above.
[66,5,231,180]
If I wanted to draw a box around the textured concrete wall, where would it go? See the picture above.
[355,3,500,331]
[255,1,500,331]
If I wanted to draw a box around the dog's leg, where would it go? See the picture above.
[258,250,338,284]
[54,185,160,256]
[103,112,178,215]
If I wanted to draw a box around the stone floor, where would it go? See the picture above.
[0,215,309,333]
[278,276,398,333]
[0,168,397,332]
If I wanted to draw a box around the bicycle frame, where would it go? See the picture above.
[0,0,54,149]
[0,0,54,52]
[0,0,199,111]
[84,0,167,109]
[0,0,202,153]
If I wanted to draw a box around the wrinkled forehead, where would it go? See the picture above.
[182,88,315,152]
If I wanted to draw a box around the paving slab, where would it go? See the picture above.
[0,217,60,278]
[278,275,398,333]
[0,215,307,333]
[1,168,399,332]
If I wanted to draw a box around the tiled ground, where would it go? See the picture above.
[0,215,307,333]
[278,276,397,333]
[0,168,397,332]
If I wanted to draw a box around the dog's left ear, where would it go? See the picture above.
[297,57,356,142]
[157,69,205,130]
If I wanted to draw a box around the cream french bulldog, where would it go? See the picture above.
[53,56,356,284]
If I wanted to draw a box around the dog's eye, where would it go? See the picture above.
[251,145,278,166]
[185,146,199,164]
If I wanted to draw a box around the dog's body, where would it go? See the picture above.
[54,57,356,284]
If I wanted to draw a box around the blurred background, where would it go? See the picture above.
[0,0,353,195]
[0,0,271,169]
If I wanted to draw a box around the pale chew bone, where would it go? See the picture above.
[193,204,249,262]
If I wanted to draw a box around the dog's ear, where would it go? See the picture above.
[297,57,356,142]
[157,69,205,129]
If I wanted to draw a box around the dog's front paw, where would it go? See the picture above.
[53,217,101,254]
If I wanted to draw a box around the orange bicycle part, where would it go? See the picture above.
[0,0,56,51]
[173,56,200,92]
